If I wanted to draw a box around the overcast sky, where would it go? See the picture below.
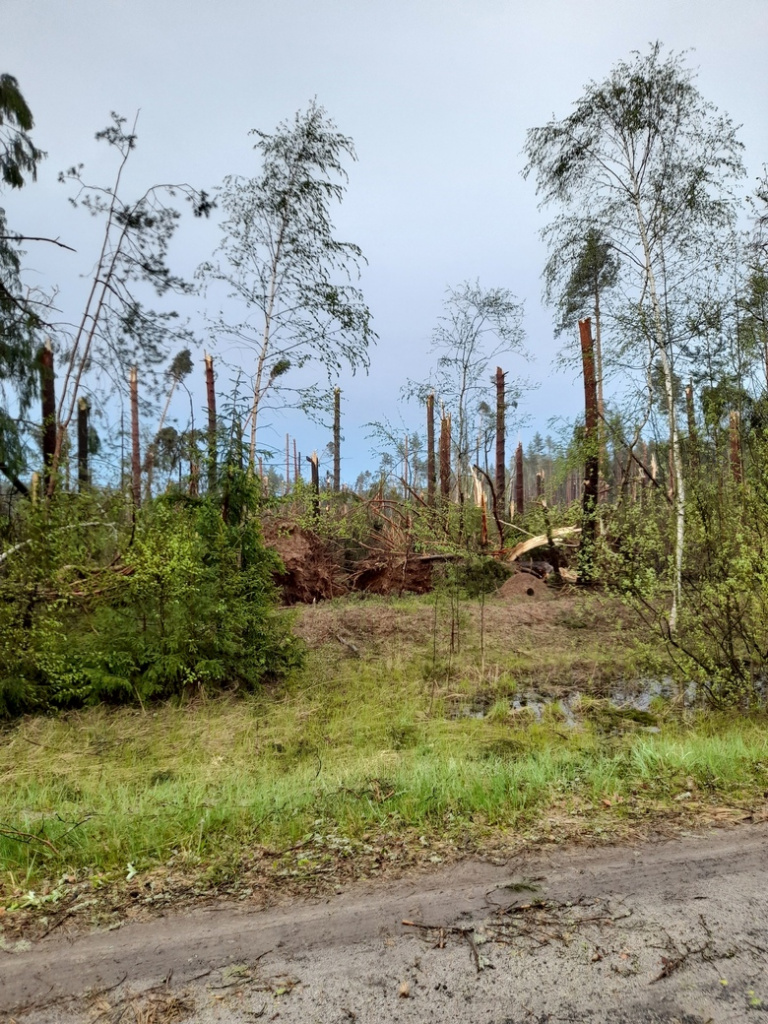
[4,0,768,482]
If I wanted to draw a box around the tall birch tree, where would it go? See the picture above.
[201,101,375,470]
[523,43,745,630]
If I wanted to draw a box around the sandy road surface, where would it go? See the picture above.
[2,822,767,1023]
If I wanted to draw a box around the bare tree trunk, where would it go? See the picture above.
[729,410,742,485]
[333,387,341,492]
[285,433,291,494]
[39,340,56,495]
[306,451,320,518]
[439,414,451,502]
[426,393,436,507]
[515,442,524,520]
[77,397,89,492]
[293,439,299,482]
[130,366,141,508]
[205,352,217,492]
[578,318,599,584]
[495,367,506,542]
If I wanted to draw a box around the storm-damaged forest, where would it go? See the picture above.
[2,44,768,918]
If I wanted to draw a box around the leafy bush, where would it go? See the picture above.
[606,455,768,708]
[0,480,302,716]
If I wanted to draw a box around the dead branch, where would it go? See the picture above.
[0,824,59,855]
[334,633,360,657]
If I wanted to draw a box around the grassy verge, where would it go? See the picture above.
[1,592,767,937]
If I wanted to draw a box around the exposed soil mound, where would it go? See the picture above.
[497,569,558,601]
[263,521,346,604]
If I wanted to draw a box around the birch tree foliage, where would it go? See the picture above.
[523,42,745,630]
[201,101,376,470]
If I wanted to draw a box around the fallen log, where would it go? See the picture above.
[506,527,581,562]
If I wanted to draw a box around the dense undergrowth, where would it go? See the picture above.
[0,483,302,717]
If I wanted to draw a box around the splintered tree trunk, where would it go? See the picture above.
[439,413,451,501]
[306,451,320,518]
[403,432,409,498]
[205,352,217,491]
[333,387,341,492]
[130,366,141,508]
[730,411,742,484]
[77,397,89,491]
[578,318,599,584]
[39,340,56,494]
[495,367,506,541]
[514,442,524,520]
[426,393,436,507]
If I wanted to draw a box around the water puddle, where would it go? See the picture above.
[448,676,700,727]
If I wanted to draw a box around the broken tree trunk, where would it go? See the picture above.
[578,318,599,585]
[39,340,56,495]
[495,367,506,542]
[77,397,90,492]
[514,442,524,520]
[730,410,742,485]
[306,451,320,519]
[439,413,451,501]
[426,393,436,507]
[333,387,341,493]
[130,366,141,508]
[205,352,217,492]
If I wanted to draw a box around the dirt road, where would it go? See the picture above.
[3,822,767,1023]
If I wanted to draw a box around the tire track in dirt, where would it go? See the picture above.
[3,822,767,1023]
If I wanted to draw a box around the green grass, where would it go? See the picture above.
[1,594,767,904]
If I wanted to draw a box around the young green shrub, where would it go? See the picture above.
[0,481,302,715]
